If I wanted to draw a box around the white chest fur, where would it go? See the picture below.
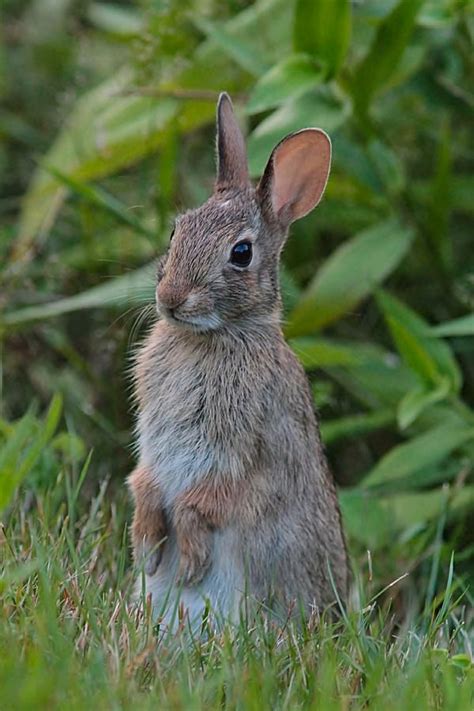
[136,325,261,510]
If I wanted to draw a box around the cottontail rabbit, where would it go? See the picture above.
[128,93,348,628]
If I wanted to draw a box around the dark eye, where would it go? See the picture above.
[230,241,253,268]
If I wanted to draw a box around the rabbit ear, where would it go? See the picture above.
[215,92,249,191]
[257,129,331,227]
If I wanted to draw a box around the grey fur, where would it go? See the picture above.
[128,93,348,629]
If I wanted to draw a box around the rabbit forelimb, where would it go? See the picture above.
[174,478,239,585]
[128,465,167,576]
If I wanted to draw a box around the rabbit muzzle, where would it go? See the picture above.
[156,282,221,332]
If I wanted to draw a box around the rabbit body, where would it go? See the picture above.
[129,94,348,628]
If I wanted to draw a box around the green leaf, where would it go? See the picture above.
[192,16,268,77]
[377,291,462,391]
[351,0,425,115]
[247,88,349,176]
[340,490,395,549]
[286,219,414,337]
[293,0,351,77]
[342,484,474,549]
[290,337,364,368]
[246,54,324,114]
[388,485,474,530]
[361,423,474,489]
[397,380,450,430]
[0,395,63,511]
[321,409,394,445]
[87,3,144,37]
[43,164,156,241]
[385,316,441,385]
[326,345,417,411]
[431,314,474,337]
[426,120,453,271]
[1,265,155,329]
[366,139,405,195]
[15,72,180,262]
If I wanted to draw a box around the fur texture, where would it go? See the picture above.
[128,93,348,629]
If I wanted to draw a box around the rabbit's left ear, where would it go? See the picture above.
[257,129,331,227]
[215,92,249,191]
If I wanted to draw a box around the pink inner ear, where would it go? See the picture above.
[271,130,331,224]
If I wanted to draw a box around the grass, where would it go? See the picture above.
[1,462,473,711]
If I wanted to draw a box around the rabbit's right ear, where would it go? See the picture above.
[215,92,249,191]
[257,129,331,228]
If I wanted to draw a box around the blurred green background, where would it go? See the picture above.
[1,0,473,604]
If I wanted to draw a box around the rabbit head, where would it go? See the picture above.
[155,93,331,333]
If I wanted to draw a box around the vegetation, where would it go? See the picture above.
[1,0,473,708]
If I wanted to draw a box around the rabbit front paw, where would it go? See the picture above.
[131,509,167,576]
[175,506,212,586]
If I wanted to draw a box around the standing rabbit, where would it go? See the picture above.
[128,93,348,628]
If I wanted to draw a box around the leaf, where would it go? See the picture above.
[293,0,351,78]
[246,54,324,114]
[426,119,453,271]
[0,395,63,511]
[377,290,462,391]
[290,338,364,368]
[361,423,474,489]
[192,16,268,76]
[388,485,474,530]
[1,265,155,329]
[44,164,156,241]
[351,0,425,115]
[321,409,394,445]
[87,3,144,37]
[327,346,417,411]
[397,380,450,430]
[285,219,414,337]
[431,314,474,337]
[366,139,405,195]
[341,484,474,549]
[15,72,180,262]
[339,490,395,549]
[385,316,441,385]
[247,88,349,176]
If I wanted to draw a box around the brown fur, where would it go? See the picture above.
[127,93,348,621]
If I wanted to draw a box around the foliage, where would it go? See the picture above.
[1,460,473,710]
[1,0,473,704]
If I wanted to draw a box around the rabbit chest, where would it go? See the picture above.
[137,325,264,510]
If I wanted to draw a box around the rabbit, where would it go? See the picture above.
[128,92,348,629]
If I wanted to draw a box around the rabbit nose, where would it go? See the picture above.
[156,282,188,312]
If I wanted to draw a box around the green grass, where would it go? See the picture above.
[1,465,472,711]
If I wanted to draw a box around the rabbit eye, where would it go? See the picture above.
[230,241,252,268]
